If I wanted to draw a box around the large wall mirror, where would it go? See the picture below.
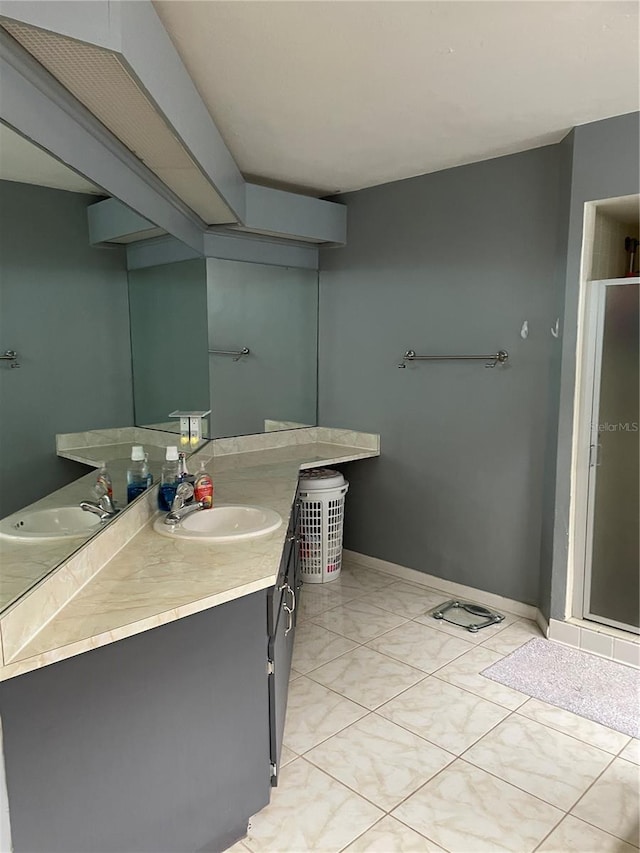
[129,258,318,439]
[0,124,319,613]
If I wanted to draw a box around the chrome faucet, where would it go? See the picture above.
[80,493,119,522]
[165,500,205,525]
[164,482,205,525]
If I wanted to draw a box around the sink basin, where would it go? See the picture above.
[154,504,282,543]
[0,506,102,541]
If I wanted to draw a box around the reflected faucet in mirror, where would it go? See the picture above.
[79,493,120,523]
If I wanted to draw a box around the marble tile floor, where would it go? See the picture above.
[231,562,640,853]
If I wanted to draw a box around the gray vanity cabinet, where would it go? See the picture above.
[0,498,304,851]
[267,580,295,786]
[0,591,273,853]
[267,497,300,785]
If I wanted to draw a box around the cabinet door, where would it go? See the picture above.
[267,572,296,786]
[290,494,301,628]
[268,509,297,637]
[293,513,302,628]
[0,593,272,853]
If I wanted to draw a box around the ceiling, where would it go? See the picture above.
[154,0,639,197]
[1,20,237,225]
[0,123,102,194]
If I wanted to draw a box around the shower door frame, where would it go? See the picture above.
[575,276,639,634]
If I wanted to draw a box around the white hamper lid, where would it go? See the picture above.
[299,468,345,490]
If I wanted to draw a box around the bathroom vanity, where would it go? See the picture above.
[0,428,379,853]
[1,590,273,853]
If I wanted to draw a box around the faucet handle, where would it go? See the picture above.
[171,481,194,512]
[98,493,116,514]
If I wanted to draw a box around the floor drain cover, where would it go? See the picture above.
[430,599,504,633]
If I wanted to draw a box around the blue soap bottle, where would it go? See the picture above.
[126,445,153,504]
[159,446,180,511]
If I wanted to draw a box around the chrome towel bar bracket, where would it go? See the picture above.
[1,350,20,368]
[398,349,508,369]
[208,347,250,362]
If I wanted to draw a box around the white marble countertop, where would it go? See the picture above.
[0,435,379,681]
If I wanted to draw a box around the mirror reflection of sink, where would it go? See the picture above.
[0,507,103,541]
[154,505,283,543]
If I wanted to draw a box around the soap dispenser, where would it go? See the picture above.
[194,461,214,509]
[159,446,180,512]
[126,446,153,504]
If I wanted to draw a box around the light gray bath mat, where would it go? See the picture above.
[482,638,640,738]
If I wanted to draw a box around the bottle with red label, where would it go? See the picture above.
[95,465,113,500]
[194,461,214,509]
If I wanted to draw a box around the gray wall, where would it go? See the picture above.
[319,146,569,606]
[0,181,133,517]
[549,111,640,620]
[537,131,575,620]
[128,258,210,427]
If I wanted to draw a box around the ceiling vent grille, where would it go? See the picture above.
[1,20,236,226]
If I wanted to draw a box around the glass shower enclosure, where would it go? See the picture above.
[583,279,639,632]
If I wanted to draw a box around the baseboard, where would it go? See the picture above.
[549,618,639,668]
[535,610,549,638]
[343,549,538,620]
[341,549,638,665]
